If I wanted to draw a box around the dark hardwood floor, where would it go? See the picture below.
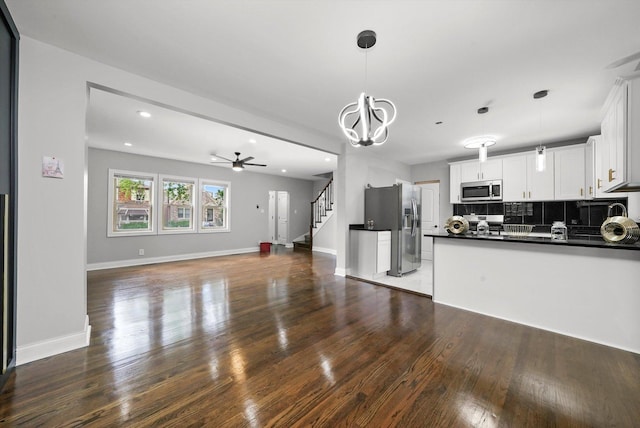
[1,248,639,426]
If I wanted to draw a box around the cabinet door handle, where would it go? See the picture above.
[589,186,593,195]
[609,168,615,182]
[522,191,525,199]
[580,188,584,196]
[597,178,602,189]
[529,191,531,199]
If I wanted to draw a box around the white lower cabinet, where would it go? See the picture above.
[350,230,391,280]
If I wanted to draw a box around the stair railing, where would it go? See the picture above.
[309,177,334,249]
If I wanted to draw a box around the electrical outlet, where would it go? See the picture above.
[138,249,144,256]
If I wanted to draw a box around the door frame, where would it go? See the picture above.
[0,0,20,391]
[416,180,440,261]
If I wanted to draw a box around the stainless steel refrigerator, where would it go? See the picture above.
[364,183,421,277]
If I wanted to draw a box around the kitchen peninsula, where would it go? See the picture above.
[425,231,640,354]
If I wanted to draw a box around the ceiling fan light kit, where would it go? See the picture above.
[210,152,267,172]
[338,30,397,147]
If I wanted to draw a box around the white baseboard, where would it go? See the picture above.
[312,246,336,255]
[334,267,348,277]
[86,247,258,271]
[17,315,91,366]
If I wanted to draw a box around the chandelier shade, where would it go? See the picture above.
[338,30,396,147]
[338,92,397,147]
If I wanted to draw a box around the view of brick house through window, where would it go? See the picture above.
[114,174,153,232]
[162,179,195,230]
[200,182,227,230]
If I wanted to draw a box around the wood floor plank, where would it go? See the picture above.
[0,249,639,426]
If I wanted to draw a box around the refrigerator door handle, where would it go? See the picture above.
[411,198,417,237]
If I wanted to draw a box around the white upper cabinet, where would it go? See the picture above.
[600,74,640,192]
[527,153,555,200]
[502,155,527,201]
[588,135,627,199]
[585,136,597,199]
[554,145,586,200]
[502,153,554,201]
[460,158,503,182]
[449,163,461,204]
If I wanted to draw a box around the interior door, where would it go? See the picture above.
[268,191,276,244]
[277,191,289,245]
[419,182,439,261]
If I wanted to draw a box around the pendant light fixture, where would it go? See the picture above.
[534,90,548,172]
[464,106,496,162]
[338,30,397,147]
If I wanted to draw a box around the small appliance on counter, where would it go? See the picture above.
[476,219,490,235]
[600,203,640,244]
[551,221,568,241]
[444,215,469,234]
[463,214,504,236]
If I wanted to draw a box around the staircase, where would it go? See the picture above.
[293,177,334,252]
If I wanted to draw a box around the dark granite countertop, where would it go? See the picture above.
[349,224,392,231]
[424,231,640,251]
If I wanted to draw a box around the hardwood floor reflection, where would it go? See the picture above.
[1,249,639,426]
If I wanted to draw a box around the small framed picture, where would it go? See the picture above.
[42,156,64,179]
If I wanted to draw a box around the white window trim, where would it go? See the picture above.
[107,169,157,237]
[198,179,231,233]
[158,174,198,235]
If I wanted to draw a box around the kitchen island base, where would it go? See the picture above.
[433,238,640,354]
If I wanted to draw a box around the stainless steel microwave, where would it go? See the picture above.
[460,180,502,202]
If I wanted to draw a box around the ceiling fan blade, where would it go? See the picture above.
[239,156,254,163]
[244,162,267,167]
[212,153,234,162]
[210,161,231,164]
[606,51,640,69]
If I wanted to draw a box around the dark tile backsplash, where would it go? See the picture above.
[454,198,628,231]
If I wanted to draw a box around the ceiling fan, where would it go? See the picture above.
[606,50,640,71]
[211,152,267,171]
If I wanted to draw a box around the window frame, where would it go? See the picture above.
[107,169,157,237]
[158,174,198,235]
[198,179,231,233]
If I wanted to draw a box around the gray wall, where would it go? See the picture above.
[88,148,314,264]
[411,160,452,229]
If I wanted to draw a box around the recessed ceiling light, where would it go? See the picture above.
[210,156,217,161]
[324,157,331,162]
[281,169,287,173]
[249,138,257,144]
[124,142,132,147]
[137,110,151,118]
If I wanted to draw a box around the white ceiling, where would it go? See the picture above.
[86,87,338,180]
[7,0,640,171]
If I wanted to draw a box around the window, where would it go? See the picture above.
[159,175,196,234]
[108,169,156,236]
[199,180,230,232]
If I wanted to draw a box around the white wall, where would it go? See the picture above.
[334,145,412,275]
[411,160,453,229]
[311,211,336,254]
[16,36,339,363]
[88,148,313,266]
